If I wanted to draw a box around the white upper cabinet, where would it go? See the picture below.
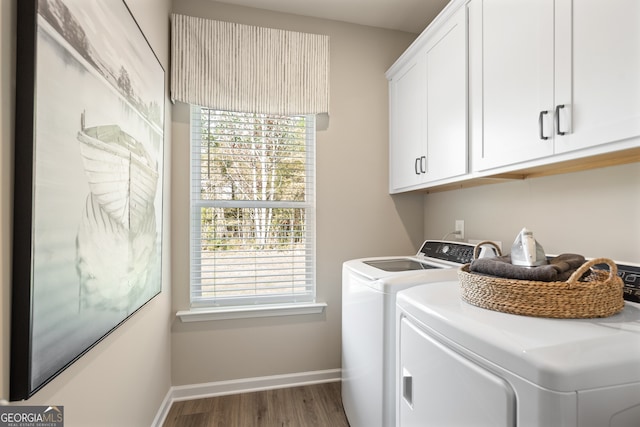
[387,5,468,193]
[470,0,640,172]
[554,0,640,154]
[389,53,427,192]
[388,0,639,193]
[469,0,555,171]
[424,8,468,184]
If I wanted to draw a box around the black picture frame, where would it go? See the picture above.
[11,0,165,401]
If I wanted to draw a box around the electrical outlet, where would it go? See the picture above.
[455,220,464,240]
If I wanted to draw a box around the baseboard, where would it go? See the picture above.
[152,389,175,427]
[152,368,342,426]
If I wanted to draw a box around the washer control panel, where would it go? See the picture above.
[594,262,640,303]
[418,241,482,265]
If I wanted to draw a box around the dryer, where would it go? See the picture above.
[341,240,493,427]
[396,268,640,427]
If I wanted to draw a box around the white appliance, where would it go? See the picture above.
[396,262,640,427]
[342,240,487,427]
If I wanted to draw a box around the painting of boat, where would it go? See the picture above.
[77,112,158,234]
[76,112,159,312]
[76,192,157,313]
[10,0,165,401]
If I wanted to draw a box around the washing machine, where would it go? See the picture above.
[341,240,496,427]
[396,262,640,427]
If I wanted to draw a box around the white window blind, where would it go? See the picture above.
[190,106,316,307]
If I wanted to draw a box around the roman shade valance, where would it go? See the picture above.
[170,14,330,116]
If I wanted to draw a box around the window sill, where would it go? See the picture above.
[176,302,327,322]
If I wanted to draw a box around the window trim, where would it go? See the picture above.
[176,302,327,322]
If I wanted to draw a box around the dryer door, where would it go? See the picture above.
[399,317,516,427]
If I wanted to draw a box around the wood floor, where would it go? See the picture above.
[162,382,350,427]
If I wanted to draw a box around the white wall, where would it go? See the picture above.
[0,1,173,425]
[423,162,640,262]
[170,0,422,386]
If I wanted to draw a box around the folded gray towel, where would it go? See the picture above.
[469,253,586,282]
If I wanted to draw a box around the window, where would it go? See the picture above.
[190,106,316,308]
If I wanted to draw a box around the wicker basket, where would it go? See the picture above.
[458,242,625,319]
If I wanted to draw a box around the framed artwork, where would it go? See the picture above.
[11,0,164,400]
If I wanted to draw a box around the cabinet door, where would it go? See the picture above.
[554,0,640,153]
[398,318,516,427]
[424,7,468,182]
[470,0,555,171]
[389,55,426,192]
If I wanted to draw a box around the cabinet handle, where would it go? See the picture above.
[414,157,421,175]
[420,156,427,174]
[538,110,549,140]
[555,104,566,136]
